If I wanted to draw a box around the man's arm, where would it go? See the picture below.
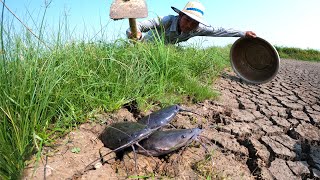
[126,15,174,39]
[194,25,255,38]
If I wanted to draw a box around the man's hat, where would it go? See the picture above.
[171,1,209,26]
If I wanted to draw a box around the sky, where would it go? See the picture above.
[3,0,320,50]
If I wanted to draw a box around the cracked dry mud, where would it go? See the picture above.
[24,59,320,180]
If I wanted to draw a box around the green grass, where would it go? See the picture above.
[193,152,229,180]
[275,46,320,62]
[0,35,230,179]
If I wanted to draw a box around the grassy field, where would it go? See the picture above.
[275,46,320,62]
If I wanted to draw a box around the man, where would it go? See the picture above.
[126,1,256,44]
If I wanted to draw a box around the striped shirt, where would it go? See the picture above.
[126,15,246,44]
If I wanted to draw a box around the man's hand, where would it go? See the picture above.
[245,31,257,38]
[128,31,142,40]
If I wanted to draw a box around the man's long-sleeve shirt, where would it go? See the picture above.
[126,15,246,44]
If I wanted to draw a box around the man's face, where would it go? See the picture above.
[179,14,199,33]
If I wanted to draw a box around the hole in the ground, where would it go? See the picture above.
[122,100,141,119]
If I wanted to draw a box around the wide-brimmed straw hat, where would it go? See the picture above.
[171,1,209,26]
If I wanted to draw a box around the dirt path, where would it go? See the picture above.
[24,59,320,179]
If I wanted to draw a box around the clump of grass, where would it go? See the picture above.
[275,46,320,62]
[193,153,228,180]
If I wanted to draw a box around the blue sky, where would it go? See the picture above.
[3,0,320,50]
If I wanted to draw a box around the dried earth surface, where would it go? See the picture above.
[24,59,320,179]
